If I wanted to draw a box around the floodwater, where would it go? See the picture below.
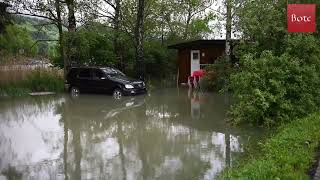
[0,88,264,180]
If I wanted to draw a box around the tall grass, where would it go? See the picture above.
[23,69,64,92]
[0,67,64,97]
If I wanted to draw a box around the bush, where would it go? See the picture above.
[24,69,64,92]
[221,112,320,179]
[201,57,233,92]
[229,48,320,126]
[230,0,320,127]
[144,40,176,79]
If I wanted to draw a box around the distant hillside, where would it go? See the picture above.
[12,15,59,40]
[11,15,59,56]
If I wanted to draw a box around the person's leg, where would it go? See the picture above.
[188,76,193,89]
[193,76,198,89]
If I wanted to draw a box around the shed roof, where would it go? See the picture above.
[168,39,227,49]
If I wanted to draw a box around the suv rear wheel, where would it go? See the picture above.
[113,89,123,100]
[70,86,80,97]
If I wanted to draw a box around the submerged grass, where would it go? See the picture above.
[0,68,64,97]
[221,113,320,179]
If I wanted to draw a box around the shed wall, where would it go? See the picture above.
[178,45,225,83]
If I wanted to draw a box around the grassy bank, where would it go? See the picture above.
[0,68,64,97]
[221,113,320,179]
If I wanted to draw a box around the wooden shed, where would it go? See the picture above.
[168,40,230,84]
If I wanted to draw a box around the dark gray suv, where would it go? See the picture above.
[65,67,147,99]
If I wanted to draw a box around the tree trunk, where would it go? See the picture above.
[66,0,76,32]
[114,0,124,71]
[0,4,9,33]
[225,0,232,62]
[183,4,192,39]
[55,0,68,79]
[135,0,146,79]
[66,0,77,67]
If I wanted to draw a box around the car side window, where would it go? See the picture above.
[93,69,104,80]
[78,69,91,79]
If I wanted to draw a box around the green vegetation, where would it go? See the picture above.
[227,0,320,126]
[5,0,217,82]
[23,69,64,92]
[12,15,59,56]
[220,0,320,177]
[61,27,117,67]
[201,57,233,92]
[221,112,320,179]
[0,69,64,97]
[0,16,59,62]
[0,24,36,58]
[52,24,177,79]
[230,43,320,126]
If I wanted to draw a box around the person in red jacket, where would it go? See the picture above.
[188,69,205,89]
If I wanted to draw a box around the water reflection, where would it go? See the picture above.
[0,89,264,180]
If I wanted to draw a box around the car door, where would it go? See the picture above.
[91,69,109,93]
[102,68,120,93]
[77,68,92,92]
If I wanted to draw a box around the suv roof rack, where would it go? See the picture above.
[68,66,112,69]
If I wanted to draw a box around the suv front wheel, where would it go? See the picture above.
[113,88,123,100]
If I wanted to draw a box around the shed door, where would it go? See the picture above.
[190,50,200,75]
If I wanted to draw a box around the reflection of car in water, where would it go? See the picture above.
[104,97,146,119]
[63,95,146,122]
[65,67,147,99]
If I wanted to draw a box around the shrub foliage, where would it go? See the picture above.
[229,35,320,126]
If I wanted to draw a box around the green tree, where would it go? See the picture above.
[0,25,35,57]
[63,27,117,66]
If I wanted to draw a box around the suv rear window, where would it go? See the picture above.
[68,68,78,78]
[78,69,91,79]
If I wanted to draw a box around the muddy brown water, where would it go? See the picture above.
[0,88,265,180]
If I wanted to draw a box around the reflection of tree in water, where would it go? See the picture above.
[2,166,22,180]
[0,97,65,179]
[0,90,264,179]
[57,90,254,180]
[0,96,64,125]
